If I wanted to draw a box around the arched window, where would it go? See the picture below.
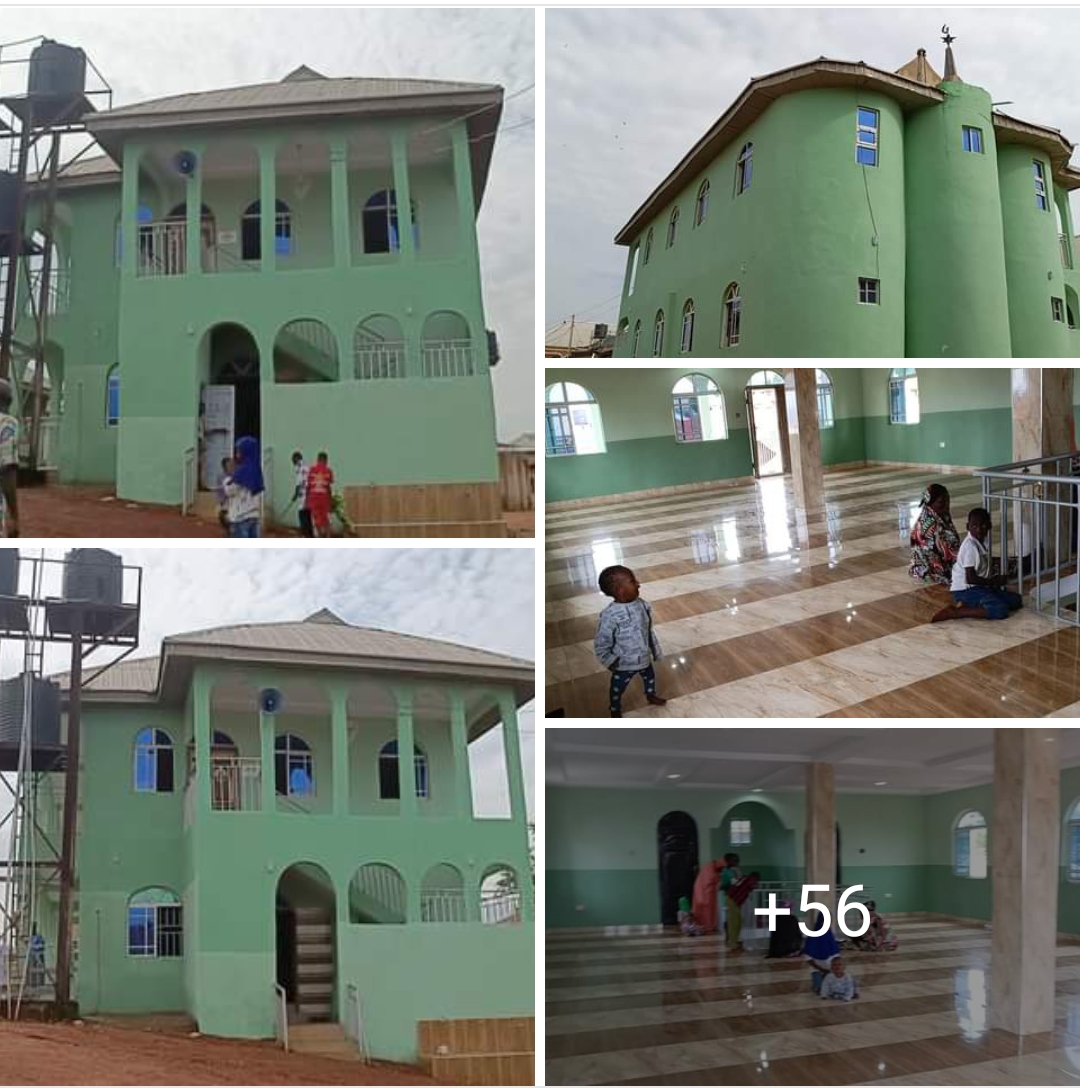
[695,180,710,226]
[362,189,419,254]
[378,740,429,800]
[106,365,120,428]
[275,733,313,797]
[1033,160,1048,211]
[421,310,473,378]
[631,319,641,358]
[672,374,727,443]
[354,314,406,380]
[240,199,293,261]
[350,863,406,924]
[128,888,182,957]
[545,381,606,457]
[1067,800,1080,883]
[480,864,521,925]
[643,227,653,265]
[627,244,640,297]
[816,368,834,429]
[680,299,695,353]
[721,283,741,348]
[730,819,752,845]
[652,309,665,356]
[955,811,988,879]
[736,142,753,194]
[666,207,679,249]
[134,728,174,793]
[273,318,339,383]
[748,370,784,386]
[889,367,921,425]
[420,863,466,923]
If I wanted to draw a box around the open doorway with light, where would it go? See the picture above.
[745,370,789,478]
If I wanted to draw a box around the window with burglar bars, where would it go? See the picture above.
[128,900,183,957]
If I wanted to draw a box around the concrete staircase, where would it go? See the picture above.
[418,1017,534,1085]
[293,906,334,1022]
[288,1021,359,1062]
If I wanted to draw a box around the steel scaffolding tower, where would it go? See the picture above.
[0,552,141,1017]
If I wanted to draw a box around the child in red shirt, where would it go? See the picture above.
[305,451,334,537]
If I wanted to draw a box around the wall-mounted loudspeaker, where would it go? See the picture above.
[259,687,283,715]
[174,150,198,176]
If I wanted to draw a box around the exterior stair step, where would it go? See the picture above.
[288,1021,359,1061]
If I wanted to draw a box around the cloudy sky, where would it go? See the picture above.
[546,7,1080,331]
[2,7,534,441]
[0,548,535,869]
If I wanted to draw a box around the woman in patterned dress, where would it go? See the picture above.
[909,484,960,586]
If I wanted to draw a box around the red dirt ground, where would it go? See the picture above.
[0,1018,442,1085]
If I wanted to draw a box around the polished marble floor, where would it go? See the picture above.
[545,921,1080,1085]
[545,466,1080,718]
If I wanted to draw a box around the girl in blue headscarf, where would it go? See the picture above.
[223,435,264,538]
[803,910,841,994]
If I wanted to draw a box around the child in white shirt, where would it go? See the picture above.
[820,958,859,1002]
[933,508,1023,622]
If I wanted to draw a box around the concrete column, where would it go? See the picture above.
[329,137,351,269]
[331,686,349,817]
[192,669,212,816]
[451,122,478,265]
[258,144,277,274]
[499,694,527,826]
[449,690,473,819]
[390,128,415,262]
[395,688,416,819]
[120,144,139,280]
[991,728,1060,1035]
[259,709,275,813]
[784,368,826,520]
[805,761,836,921]
[185,148,204,276]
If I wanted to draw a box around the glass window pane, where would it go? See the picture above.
[135,747,155,791]
[857,108,878,128]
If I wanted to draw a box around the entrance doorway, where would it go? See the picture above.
[657,811,699,927]
[199,322,260,490]
[745,371,789,478]
[276,862,336,1023]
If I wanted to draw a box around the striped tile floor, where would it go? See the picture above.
[545,467,1080,718]
[545,921,1080,1085]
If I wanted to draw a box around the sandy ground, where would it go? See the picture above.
[10,483,531,539]
[0,1018,441,1085]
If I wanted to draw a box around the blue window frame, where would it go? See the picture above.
[1034,161,1049,210]
[856,107,879,166]
[962,126,983,154]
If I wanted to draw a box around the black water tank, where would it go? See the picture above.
[63,549,122,605]
[0,550,17,597]
[27,40,86,99]
[0,675,61,746]
[0,172,18,239]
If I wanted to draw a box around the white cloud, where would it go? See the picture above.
[546,7,1080,330]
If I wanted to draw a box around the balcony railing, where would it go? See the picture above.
[420,889,467,923]
[1061,233,1075,270]
[355,341,406,380]
[423,339,475,379]
[137,220,215,277]
[481,890,522,925]
[210,756,262,811]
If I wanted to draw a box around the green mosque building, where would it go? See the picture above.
[612,42,1080,358]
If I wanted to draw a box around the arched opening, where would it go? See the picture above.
[275,733,314,797]
[652,309,665,357]
[164,202,215,275]
[680,299,695,353]
[954,811,988,879]
[695,180,710,226]
[544,381,606,457]
[816,368,835,428]
[889,367,920,425]
[350,863,407,924]
[672,373,726,442]
[420,863,466,923]
[134,727,174,793]
[198,321,260,490]
[745,370,789,479]
[1066,286,1078,331]
[666,207,679,249]
[480,864,521,925]
[378,741,428,801]
[362,189,418,254]
[241,198,293,261]
[721,283,741,348]
[712,801,796,882]
[657,811,698,927]
[354,314,406,380]
[276,862,336,1022]
[736,142,753,194]
[631,319,641,358]
[273,318,339,383]
[643,227,653,265]
[421,310,473,378]
[128,887,182,958]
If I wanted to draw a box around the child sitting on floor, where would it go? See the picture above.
[677,896,703,937]
[820,957,859,1002]
[933,508,1024,623]
[594,566,668,717]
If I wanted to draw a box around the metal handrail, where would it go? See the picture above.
[345,982,368,1062]
[181,446,196,515]
[274,982,289,1051]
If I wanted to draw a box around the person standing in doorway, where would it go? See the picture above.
[291,450,313,537]
[305,451,334,538]
[0,378,19,538]
[224,435,264,538]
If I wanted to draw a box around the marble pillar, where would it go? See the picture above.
[784,369,826,522]
[990,728,1060,1036]
[805,762,836,920]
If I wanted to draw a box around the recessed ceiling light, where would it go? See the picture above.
[751,788,764,793]
[875,781,887,787]
[667,774,682,780]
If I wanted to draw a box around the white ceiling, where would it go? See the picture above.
[545,728,1080,795]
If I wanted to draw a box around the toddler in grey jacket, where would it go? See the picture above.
[594,566,667,717]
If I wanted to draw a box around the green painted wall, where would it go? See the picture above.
[56,662,532,1060]
[27,114,499,511]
